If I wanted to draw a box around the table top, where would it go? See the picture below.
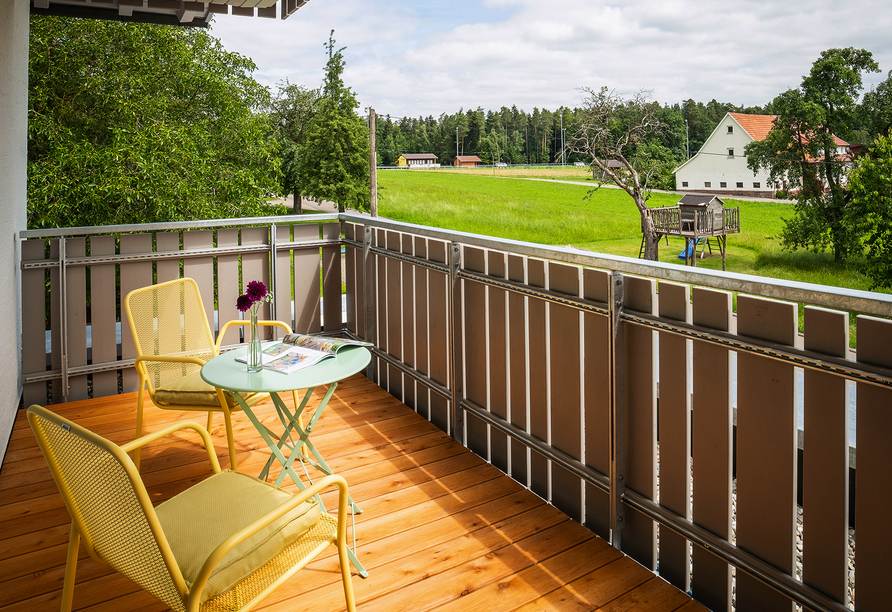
[201,343,371,393]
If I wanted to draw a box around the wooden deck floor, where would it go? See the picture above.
[1,374,706,612]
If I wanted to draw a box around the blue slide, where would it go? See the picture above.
[679,239,700,259]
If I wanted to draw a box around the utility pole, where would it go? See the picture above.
[560,113,565,166]
[369,107,377,217]
[456,126,459,163]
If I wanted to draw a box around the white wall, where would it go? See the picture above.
[676,116,774,193]
[0,0,28,464]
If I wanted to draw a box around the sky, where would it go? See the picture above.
[210,0,892,119]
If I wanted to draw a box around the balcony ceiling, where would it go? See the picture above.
[30,0,309,27]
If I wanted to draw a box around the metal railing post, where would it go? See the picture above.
[59,238,69,400]
[609,271,625,549]
[269,223,277,323]
[362,225,377,383]
[448,241,464,443]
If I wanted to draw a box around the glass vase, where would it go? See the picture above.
[247,310,262,373]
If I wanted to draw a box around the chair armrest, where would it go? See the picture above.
[120,421,222,474]
[135,355,208,367]
[215,320,294,350]
[187,474,349,605]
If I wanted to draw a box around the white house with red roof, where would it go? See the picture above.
[674,112,852,198]
[674,113,778,197]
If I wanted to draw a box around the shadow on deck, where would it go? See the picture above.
[0,374,705,612]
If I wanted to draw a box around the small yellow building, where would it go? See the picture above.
[396,153,439,168]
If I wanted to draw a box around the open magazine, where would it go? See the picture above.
[237,333,372,374]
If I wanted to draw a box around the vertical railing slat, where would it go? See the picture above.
[413,236,429,420]
[183,230,216,338]
[463,246,488,458]
[427,240,449,433]
[507,254,528,486]
[89,236,118,398]
[64,238,88,400]
[802,306,850,605]
[736,295,797,611]
[375,228,388,389]
[487,250,509,473]
[400,234,416,411]
[49,239,62,401]
[344,224,357,336]
[621,275,657,570]
[690,287,733,611]
[119,233,153,393]
[21,239,48,406]
[583,268,611,539]
[289,225,319,334]
[322,222,341,332]
[216,229,241,345]
[156,232,180,283]
[657,281,691,592]
[854,315,892,612]
[548,261,583,522]
[385,230,403,400]
[272,225,292,337]
[527,258,549,499]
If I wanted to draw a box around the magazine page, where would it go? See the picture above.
[263,347,327,374]
[282,333,373,355]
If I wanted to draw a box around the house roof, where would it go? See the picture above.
[728,113,777,142]
[30,0,308,26]
[454,155,483,163]
[677,194,726,207]
[401,154,438,161]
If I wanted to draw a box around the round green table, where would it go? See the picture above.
[201,342,371,577]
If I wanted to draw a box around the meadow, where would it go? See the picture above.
[377,168,880,293]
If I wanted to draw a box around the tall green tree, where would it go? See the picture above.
[295,31,369,212]
[862,71,892,138]
[28,17,281,229]
[267,81,320,214]
[746,47,879,262]
[846,135,892,289]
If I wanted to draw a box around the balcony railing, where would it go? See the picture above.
[19,213,892,612]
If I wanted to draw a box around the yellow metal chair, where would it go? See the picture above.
[125,277,292,470]
[27,405,357,612]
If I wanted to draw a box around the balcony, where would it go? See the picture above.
[6,212,892,612]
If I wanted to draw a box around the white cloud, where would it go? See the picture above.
[211,0,892,117]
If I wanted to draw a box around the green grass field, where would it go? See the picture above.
[377,169,880,293]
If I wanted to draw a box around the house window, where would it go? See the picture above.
[728,148,735,157]
[753,182,761,188]
[704,182,711,188]
[736,182,744,188]
[720,182,727,188]
[682,181,688,187]
[727,126,733,134]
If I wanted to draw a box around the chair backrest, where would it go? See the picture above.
[125,278,217,393]
[28,405,188,611]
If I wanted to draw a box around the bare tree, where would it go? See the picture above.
[568,88,666,260]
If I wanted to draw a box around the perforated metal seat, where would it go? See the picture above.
[124,278,292,470]
[27,405,357,612]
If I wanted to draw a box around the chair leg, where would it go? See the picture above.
[222,406,237,472]
[337,530,357,612]
[134,383,146,470]
[206,410,214,433]
[61,523,80,612]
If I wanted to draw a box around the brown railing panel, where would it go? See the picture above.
[290,224,319,334]
[412,236,429,418]
[621,274,657,570]
[428,240,449,432]
[488,250,509,473]
[802,306,850,605]
[66,238,88,401]
[463,246,488,457]
[854,315,892,612]
[21,240,48,407]
[400,234,416,410]
[737,295,797,611]
[89,236,118,398]
[50,240,62,401]
[385,230,403,400]
[272,225,292,336]
[657,281,691,592]
[549,261,583,521]
[156,231,180,283]
[527,258,549,499]
[183,230,215,337]
[119,233,153,393]
[508,254,528,485]
[690,287,733,611]
[322,223,341,332]
[583,268,611,539]
[344,224,358,336]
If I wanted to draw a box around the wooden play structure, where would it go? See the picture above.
[645,194,740,269]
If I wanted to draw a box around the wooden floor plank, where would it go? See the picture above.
[1,375,701,612]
